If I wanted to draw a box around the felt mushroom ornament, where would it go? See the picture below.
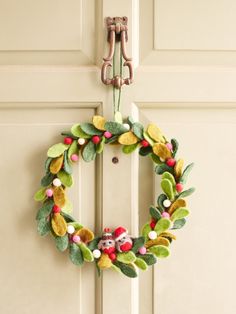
[113,226,133,252]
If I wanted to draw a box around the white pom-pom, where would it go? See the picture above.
[148,230,157,240]
[78,138,85,145]
[53,178,61,187]
[93,249,101,259]
[123,123,130,130]
[67,225,75,234]
[160,157,165,162]
[163,199,171,208]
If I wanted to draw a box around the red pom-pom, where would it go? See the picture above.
[92,135,101,144]
[150,218,156,229]
[141,139,149,147]
[176,183,184,193]
[109,253,117,261]
[64,137,73,145]
[104,228,111,233]
[53,205,61,213]
[166,158,176,167]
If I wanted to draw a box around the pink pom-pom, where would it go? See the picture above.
[176,183,184,193]
[166,143,173,151]
[138,247,147,255]
[71,154,79,162]
[53,205,61,213]
[64,137,73,145]
[46,188,53,197]
[72,235,81,243]
[162,212,170,218]
[104,131,112,139]
[141,139,149,147]
[166,158,176,167]
[92,135,101,144]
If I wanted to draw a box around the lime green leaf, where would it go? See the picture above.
[180,163,194,184]
[69,243,84,266]
[113,261,137,278]
[117,251,136,264]
[162,172,176,187]
[47,143,69,158]
[136,253,157,265]
[161,179,175,201]
[177,187,195,199]
[82,141,96,162]
[149,245,170,258]
[36,200,54,220]
[41,173,54,187]
[37,218,51,236]
[96,136,105,154]
[172,218,186,229]
[79,243,94,262]
[154,218,171,235]
[149,206,162,220]
[111,264,122,273]
[114,111,123,123]
[68,140,79,160]
[141,222,152,241]
[171,207,190,222]
[34,187,46,202]
[55,235,69,252]
[104,121,127,135]
[57,170,73,187]
[80,123,103,136]
[133,122,144,139]
[71,124,91,138]
[143,131,154,146]
[171,138,179,157]
[67,222,83,230]
[135,257,148,270]
[132,236,145,253]
[61,199,73,214]
[122,143,138,154]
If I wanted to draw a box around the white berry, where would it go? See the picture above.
[78,138,85,145]
[163,199,171,208]
[123,123,130,130]
[53,178,61,187]
[93,249,101,259]
[67,225,75,234]
[148,230,157,240]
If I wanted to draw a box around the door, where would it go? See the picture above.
[0,0,236,314]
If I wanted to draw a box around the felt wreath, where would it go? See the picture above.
[34,115,195,278]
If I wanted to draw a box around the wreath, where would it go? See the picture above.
[34,115,195,278]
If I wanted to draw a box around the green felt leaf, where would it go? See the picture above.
[143,131,154,146]
[114,111,123,123]
[122,143,138,154]
[133,122,144,139]
[55,234,69,252]
[41,173,54,187]
[149,206,162,221]
[154,218,171,235]
[179,163,194,184]
[87,237,101,251]
[135,257,148,270]
[47,143,69,158]
[37,218,51,236]
[151,153,162,164]
[63,151,72,174]
[61,199,73,214]
[136,253,157,265]
[105,135,119,144]
[171,138,179,157]
[177,187,195,199]
[117,251,136,264]
[127,116,135,127]
[161,179,175,200]
[172,218,186,229]
[80,123,103,136]
[36,200,54,220]
[69,243,84,266]
[45,157,52,173]
[139,146,153,156]
[104,121,127,135]
[61,131,78,140]
[82,141,96,162]
[68,140,79,160]
[132,236,145,253]
[79,243,94,262]
[111,264,122,273]
[71,123,91,139]
[155,164,174,175]
[57,170,73,187]
[61,212,77,222]
[96,136,105,154]
[162,171,176,187]
[34,187,46,202]
[141,222,152,241]
[157,194,167,213]
[113,261,137,278]
[149,245,170,258]
[171,207,190,222]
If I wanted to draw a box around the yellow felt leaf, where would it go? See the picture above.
[74,227,94,243]
[174,159,184,179]
[159,231,177,240]
[92,115,106,131]
[50,155,63,174]
[97,253,112,269]
[53,186,66,208]
[153,143,172,160]
[118,131,138,145]
[145,237,170,248]
[51,213,67,236]
[147,124,165,143]
[168,199,187,215]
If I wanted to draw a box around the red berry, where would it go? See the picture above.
[53,205,61,213]
[166,158,176,167]
[150,218,156,229]
[92,135,101,144]
[109,253,117,261]
[64,137,73,145]
[176,183,184,193]
[141,139,149,147]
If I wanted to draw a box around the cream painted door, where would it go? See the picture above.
[0,1,236,314]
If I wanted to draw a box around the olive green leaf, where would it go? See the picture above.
[69,243,84,266]
[113,261,137,278]
[37,218,51,236]
[79,243,94,262]
[71,123,91,138]
[171,207,190,222]
[36,200,54,220]
[80,123,103,136]
[117,251,136,264]
[57,170,73,187]
[177,187,195,199]
[82,140,96,162]
[154,218,171,235]
[162,172,176,187]
[149,206,162,221]
[135,257,148,270]
[161,179,175,201]
[143,131,154,146]
[172,218,186,229]
[179,163,194,184]
[133,122,144,139]
[47,143,69,158]
[55,234,69,252]
[141,222,152,241]
[122,143,138,154]
[104,121,127,135]
[34,187,46,202]
[131,236,145,253]
[41,173,54,187]
[136,253,157,265]
[149,245,170,258]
